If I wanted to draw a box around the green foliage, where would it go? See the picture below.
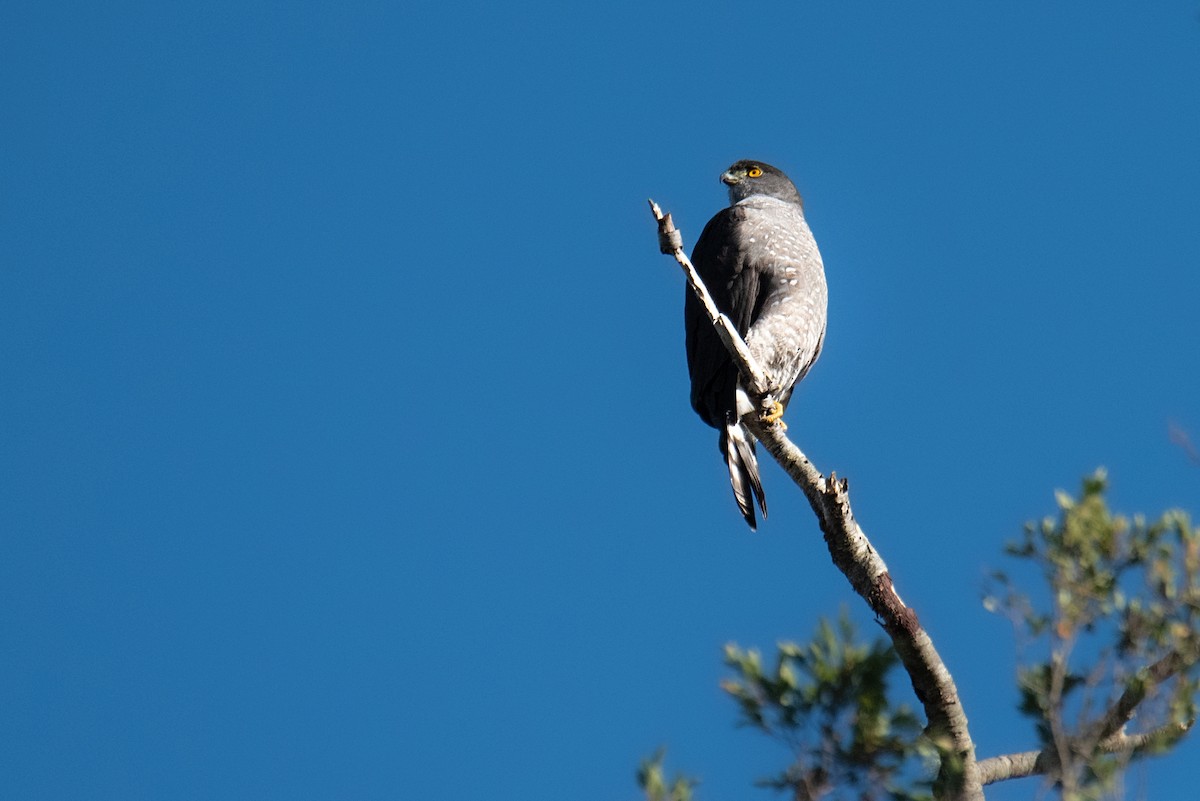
[637,749,696,801]
[721,610,932,801]
[985,470,1200,800]
[634,471,1197,801]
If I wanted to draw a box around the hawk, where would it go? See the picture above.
[685,160,828,530]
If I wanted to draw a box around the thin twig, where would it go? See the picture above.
[1168,421,1200,468]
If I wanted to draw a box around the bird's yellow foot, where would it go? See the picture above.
[760,400,787,429]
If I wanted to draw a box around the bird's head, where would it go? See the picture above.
[721,160,803,207]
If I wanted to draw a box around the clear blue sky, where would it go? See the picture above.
[3,2,1199,799]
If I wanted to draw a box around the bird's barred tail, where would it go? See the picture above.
[722,412,767,530]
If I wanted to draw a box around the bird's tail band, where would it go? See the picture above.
[723,412,767,530]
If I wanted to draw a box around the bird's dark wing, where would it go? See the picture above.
[685,206,765,429]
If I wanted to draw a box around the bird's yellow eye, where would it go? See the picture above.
[747,166,763,178]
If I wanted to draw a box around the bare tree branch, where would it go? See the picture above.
[648,200,770,396]
[976,720,1195,785]
[1095,649,1190,742]
[1103,720,1194,752]
[976,749,1043,785]
[650,199,982,801]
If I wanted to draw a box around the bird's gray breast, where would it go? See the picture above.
[734,196,828,398]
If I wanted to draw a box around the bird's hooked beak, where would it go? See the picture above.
[720,170,741,186]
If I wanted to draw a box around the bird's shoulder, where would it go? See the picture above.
[692,205,739,251]
[690,203,765,268]
[732,195,807,229]
[695,196,805,245]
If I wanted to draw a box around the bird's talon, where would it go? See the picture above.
[761,400,786,428]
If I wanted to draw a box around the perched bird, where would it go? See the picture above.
[685,160,828,529]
